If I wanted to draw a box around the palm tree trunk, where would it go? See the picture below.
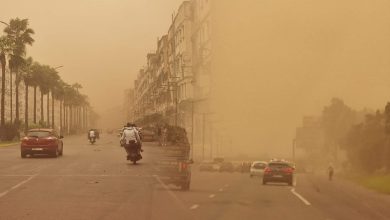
[59,100,62,134]
[15,78,19,125]
[24,82,28,133]
[69,105,73,133]
[33,86,36,124]
[51,92,54,129]
[47,92,50,127]
[40,90,44,125]
[0,53,5,127]
[10,68,13,123]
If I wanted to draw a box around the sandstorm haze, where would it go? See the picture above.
[3,0,390,156]
[210,0,390,155]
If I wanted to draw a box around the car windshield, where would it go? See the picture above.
[268,163,291,169]
[253,163,266,169]
[27,131,51,138]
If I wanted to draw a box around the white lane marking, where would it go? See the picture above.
[153,175,187,210]
[0,174,37,199]
[291,188,311,206]
[224,184,229,187]
[190,204,199,210]
[209,194,216,198]
[218,188,224,192]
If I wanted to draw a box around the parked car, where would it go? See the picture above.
[263,160,295,185]
[199,161,214,172]
[249,161,267,178]
[219,162,235,172]
[140,127,156,142]
[20,129,64,158]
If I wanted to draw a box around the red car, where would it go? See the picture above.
[21,129,64,158]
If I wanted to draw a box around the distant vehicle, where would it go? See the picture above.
[240,162,252,173]
[199,161,214,172]
[20,128,64,158]
[219,162,235,172]
[213,157,225,163]
[249,161,267,178]
[263,161,295,186]
[89,129,100,139]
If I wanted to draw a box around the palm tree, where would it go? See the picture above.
[30,62,41,124]
[0,36,12,126]
[44,67,59,128]
[52,80,66,133]
[21,57,33,133]
[37,65,50,126]
[4,18,34,127]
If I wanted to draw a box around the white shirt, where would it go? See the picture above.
[89,130,95,138]
[121,127,141,144]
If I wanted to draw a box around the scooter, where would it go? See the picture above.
[89,137,96,144]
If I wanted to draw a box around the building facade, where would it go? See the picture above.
[128,0,216,160]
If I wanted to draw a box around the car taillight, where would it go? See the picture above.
[264,167,272,173]
[283,167,294,174]
[179,162,188,172]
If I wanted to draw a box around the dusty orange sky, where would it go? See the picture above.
[1,0,183,114]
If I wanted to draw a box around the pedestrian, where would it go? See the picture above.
[328,163,334,181]
[157,125,162,146]
[161,124,168,147]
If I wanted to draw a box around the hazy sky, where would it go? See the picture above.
[3,0,390,156]
[1,0,183,114]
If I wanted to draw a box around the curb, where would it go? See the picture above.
[0,142,18,148]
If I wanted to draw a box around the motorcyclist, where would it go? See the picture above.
[120,123,142,160]
[88,129,96,143]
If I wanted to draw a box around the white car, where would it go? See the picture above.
[249,161,268,178]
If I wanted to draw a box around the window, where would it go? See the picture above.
[27,131,51,138]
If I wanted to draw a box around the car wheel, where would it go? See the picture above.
[250,175,253,178]
[21,151,27,158]
[262,180,267,185]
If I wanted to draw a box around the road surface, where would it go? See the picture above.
[1,134,390,220]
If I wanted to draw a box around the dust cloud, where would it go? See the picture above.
[209,0,390,157]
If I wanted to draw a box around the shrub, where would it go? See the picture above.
[0,122,19,141]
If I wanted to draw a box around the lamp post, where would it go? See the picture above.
[292,138,296,162]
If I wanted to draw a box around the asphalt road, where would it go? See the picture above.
[1,134,390,220]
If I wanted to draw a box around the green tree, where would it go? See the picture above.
[322,98,356,161]
[343,111,385,172]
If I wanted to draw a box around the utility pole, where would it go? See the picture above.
[202,113,206,160]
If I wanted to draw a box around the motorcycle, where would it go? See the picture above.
[126,143,142,164]
[89,136,96,144]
